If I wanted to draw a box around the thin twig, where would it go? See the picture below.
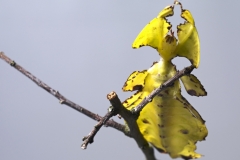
[81,108,116,149]
[0,52,129,136]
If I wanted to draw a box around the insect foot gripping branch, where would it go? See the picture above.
[123,1,207,159]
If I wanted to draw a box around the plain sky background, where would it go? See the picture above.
[1,0,240,160]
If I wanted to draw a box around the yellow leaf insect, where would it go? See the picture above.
[123,2,207,159]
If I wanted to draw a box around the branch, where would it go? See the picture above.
[98,67,194,159]
[1,51,194,160]
[81,107,116,149]
[79,65,194,156]
[108,92,157,160]
[80,91,157,159]
[132,65,194,114]
[0,52,129,136]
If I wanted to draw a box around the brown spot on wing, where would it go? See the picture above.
[190,78,195,82]
[181,155,193,160]
[164,90,169,95]
[142,119,150,124]
[187,89,197,96]
[158,93,164,97]
[160,135,166,138]
[158,124,164,128]
[175,97,184,104]
[179,129,189,134]
[132,85,143,91]
[157,104,164,108]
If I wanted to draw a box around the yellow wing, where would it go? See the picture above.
[175,9,200,68]
[122,70,148,92]
[132,5,174,51]
[132,4,200,64]
[122,70,148,109]
[158,94,208,159]
[181,74,207,97]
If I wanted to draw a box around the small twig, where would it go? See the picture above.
[108,92,157,160]
[81,107,116,149]
[0,52,129,136]
[131,65,194,114]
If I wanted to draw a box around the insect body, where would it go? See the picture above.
[123,2,207,159]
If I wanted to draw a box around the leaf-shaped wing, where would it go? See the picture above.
[181,74,207,97]
[175,9,200,68]
[122,70,148,109]
[122,70,148,92]
[160,95,208,159]
[132,5,174,51]
[122,91,142,109]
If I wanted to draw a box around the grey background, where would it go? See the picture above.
[0,0,239,160]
